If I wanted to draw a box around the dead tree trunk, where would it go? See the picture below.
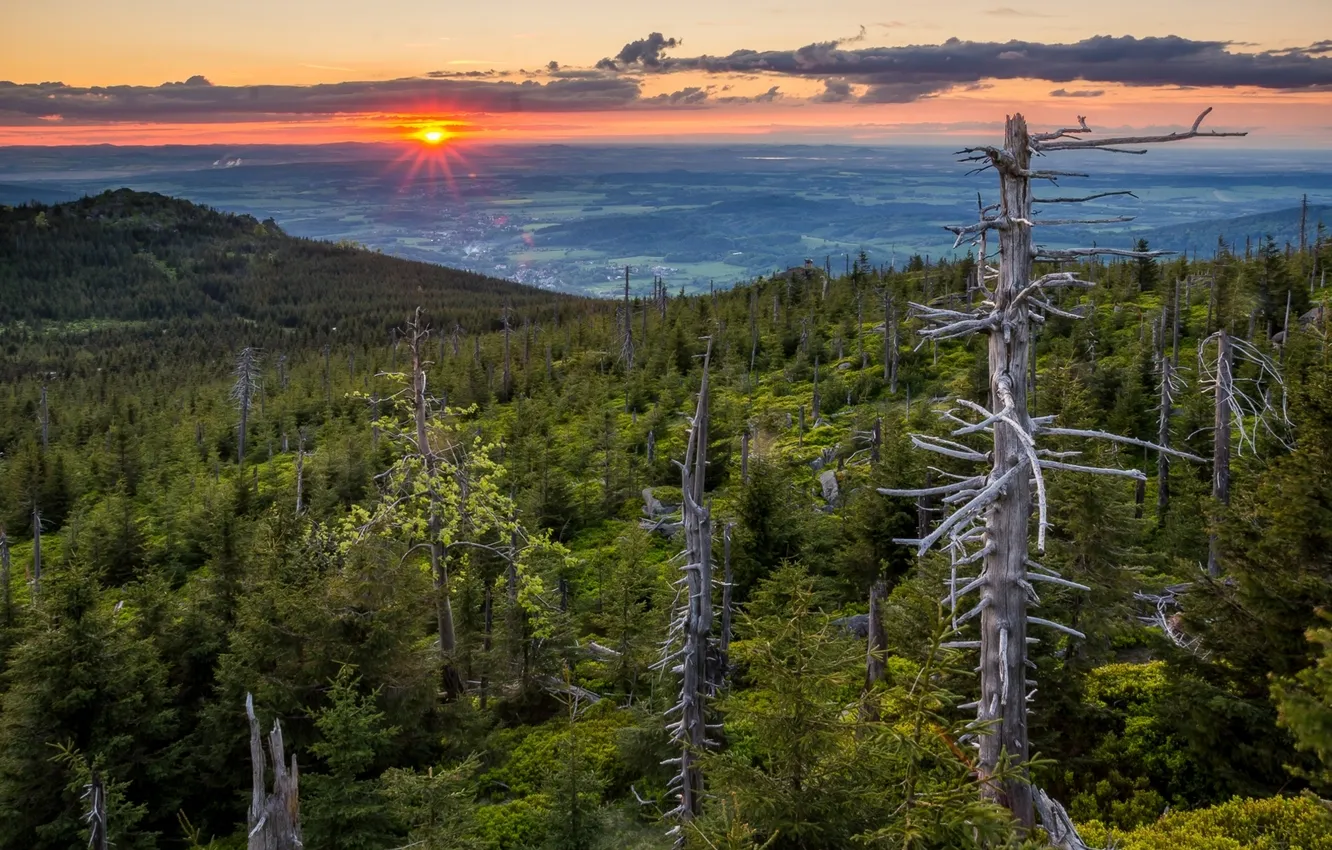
[294,430,305,515]
[1157,357,1174,518]
[39,384,49,452]
[860,579,889,722]
[623,267,634,371]
[83,770,108,850]
[502,307,513,399]
[740,430,749,483]
[409,311,463,697]
[1209,329,1232,577]
[232,347,261,467]
[1,529,11,627]
[657,342,716,844]
[246,694,302,850]
[975,115,1036,824]
[31,507,41,604]
[719,523,734,682]
[887,108,1237,830]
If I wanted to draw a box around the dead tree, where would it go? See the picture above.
[1198,329,1288,576]
[749,288,759,377]
[884,109,1238,828]
[406,311,464,697]
[232,347,262,467]
[246,693,302,850]
[84,771,108,850]
[1157,356,1186,517]
[622,266,635,371]
[880,286,900,393]
[322,344,331,404]
[859,579,889,722]
[294,429,306,515]
[502,306,513,399]
[719,523,735,683]
[1,528,10,626]
[740,430,750,483]
[31,507,42,603]
[655,341,717,845]
[39,384,49,452]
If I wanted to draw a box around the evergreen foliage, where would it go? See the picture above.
[1,189,1331,848]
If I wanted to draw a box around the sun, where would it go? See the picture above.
[421,128,448,145]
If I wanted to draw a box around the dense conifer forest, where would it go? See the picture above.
[2,187,1332,849]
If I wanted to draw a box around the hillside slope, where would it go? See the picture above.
[0,189,583,337]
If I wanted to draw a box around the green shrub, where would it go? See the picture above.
[1078,795,1332,850]
[474,795,552,850]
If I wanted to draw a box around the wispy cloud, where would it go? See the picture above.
[1050,88,1105,98]
[984,7,1054,17]
[0,76,644,123]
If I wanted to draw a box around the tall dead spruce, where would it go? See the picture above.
[881,110,1240,831]
[655,340,717,845]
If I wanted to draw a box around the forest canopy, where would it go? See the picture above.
[2,185,1332,849]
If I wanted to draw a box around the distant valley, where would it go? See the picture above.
[2,142,1330,295]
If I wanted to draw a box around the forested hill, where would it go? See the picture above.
[2,186,1332,850]
[0,190,587,375]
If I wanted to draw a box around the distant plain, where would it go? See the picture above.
[2,142,1330,295]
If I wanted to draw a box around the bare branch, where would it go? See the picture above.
[1033,190,1139,204]
[1036,108,1246,151]
[1038,459,1146,480]
[1034,247,1173,261]
[1038,426,1206,462]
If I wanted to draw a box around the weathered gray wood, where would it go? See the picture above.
[39,384,49,452]
[865,580,887,687]
[0,529,10,626]
[658,343,717,844]
[246,694,302,850]
[294,430,305,515]
[232,347,261,467]
[978,121,1036,824]
[1158,357,1173,518]
[1209,329,1232,577]
[86,771,108,850]
[31,507,41,604]
[408,311,462,697]
[719,523,734,682]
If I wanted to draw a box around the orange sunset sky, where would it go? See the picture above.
[3,0,1331,146]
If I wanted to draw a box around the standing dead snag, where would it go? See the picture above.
[232,347,262,467]
[406,310,465,698]
[0,529,10,627]
[885,109,1240,828]
[84,771,108,850]
[1198,329,1289,576]
[655,340,718,845]
[246,693,302,850]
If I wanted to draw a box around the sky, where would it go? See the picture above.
[3,0,1332,146]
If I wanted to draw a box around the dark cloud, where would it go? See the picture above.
[859,81,951,103]
[815,78,855,102]
[1262,40,1332,57]
[597,32,680,70]
[644,34,1332,101]
[426,69,507,78]
[0,76,644,124]
[162,75,214,87]
[1050,88,1105,97]
[648,86,709,105]
[717,85,781,104]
